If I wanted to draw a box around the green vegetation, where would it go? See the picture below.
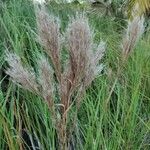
[0,0,150,149]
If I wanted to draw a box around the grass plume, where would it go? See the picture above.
[122,16,144,59]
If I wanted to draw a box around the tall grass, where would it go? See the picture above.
[0,0,150,149]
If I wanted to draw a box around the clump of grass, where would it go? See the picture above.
[5,3,105,149]
[2,0,148,149]
[106,15,145,106]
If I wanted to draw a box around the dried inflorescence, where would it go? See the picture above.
[65,15,105,90]
[35,6,61,81]
[5,52,39,93]
[122,16,144,59]
[38,57,54,107]
[5,5,105,149]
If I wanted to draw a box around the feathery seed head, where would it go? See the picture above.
[35,5,62,81]
[38,56,54,101]
[36,6,60,54]
[66,15,105,88]
[122,16,144,57]
[5,52,39,92]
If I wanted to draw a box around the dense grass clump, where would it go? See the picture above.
[0,0,150,150]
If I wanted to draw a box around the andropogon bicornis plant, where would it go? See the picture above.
[5,4,105,149]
